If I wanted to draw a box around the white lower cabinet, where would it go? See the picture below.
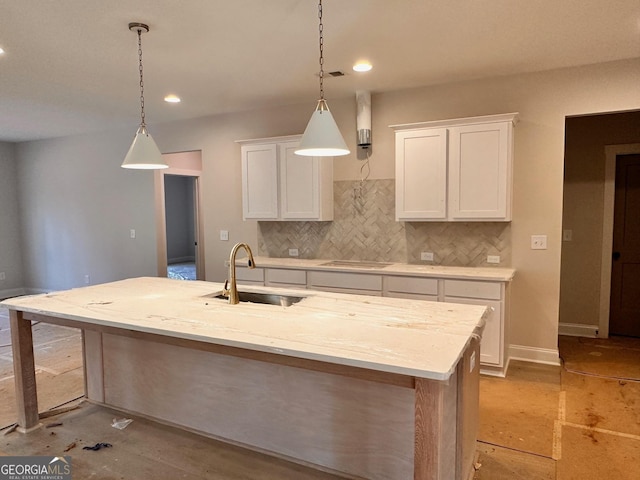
[307,271,383,296]
[383,276,439,301]
[235,265,509,375]
[265,268,307,289]
[235,267,265,286]
[443,279,505,370]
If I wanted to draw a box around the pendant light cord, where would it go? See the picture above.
[136,28,146,128]
[318,0,324,101]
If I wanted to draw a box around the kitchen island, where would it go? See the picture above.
[2,277,488,480]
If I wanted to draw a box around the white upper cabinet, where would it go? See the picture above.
[239,135,333,221]
[394,128,448,220]
[391,113,518,222]
[241,143,279,219]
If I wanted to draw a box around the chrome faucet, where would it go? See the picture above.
[223,242,256,304]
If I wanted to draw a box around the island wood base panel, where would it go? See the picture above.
[84,332,479,480]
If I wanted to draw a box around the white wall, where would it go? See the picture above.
[16,132,158,291]
[0,142,25,297]
[12,58,640,358]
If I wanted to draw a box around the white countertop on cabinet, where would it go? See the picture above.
[245,256,516,281]
[1,277,488,381]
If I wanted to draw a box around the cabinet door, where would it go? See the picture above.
[395,128,448,221]
[448,122,511,220]
[279,141,319,220]
[241,144,278,220]
[444,296,502,366]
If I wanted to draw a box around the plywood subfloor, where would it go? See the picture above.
[556,424,640,480]
[559,335,640,380]
[479,361,561,457]
[562,370,640,437]
[473,442,556,480]
[1,403,347,480]
[0,309,84,429]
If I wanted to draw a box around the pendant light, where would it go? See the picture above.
[122,23,167,169]
[295,0,350,157]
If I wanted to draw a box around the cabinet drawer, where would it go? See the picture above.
[444,279,501,300]
[266,268,307,286]
[385,291,439,302]
[384,276,438,296]
[235,267,265,282]
[312,286,383,296]
[308,271,382,292]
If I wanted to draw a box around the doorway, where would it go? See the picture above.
[559,111,640,339]
[154,151,205,280]
[609,154,640,336]
[165,175,197,280]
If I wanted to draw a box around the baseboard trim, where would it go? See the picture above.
[480,358,510,378]
[509,344,560,366]
[24,288,49,295]
[558,322,599,338]
[0,287,26,301]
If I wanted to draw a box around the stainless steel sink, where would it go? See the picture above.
[319,260,393,269]
[210,291,305,307]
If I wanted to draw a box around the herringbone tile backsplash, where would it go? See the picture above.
[257,179,511,267]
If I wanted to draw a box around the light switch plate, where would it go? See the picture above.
[531,235,548,250]
[289,248,299,257]
[219,230,229,241]
[563,229,572,241]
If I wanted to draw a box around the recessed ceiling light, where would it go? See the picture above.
[353,61,372,73]
[164,94,181,103]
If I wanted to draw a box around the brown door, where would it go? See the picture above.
[610,154,640,337]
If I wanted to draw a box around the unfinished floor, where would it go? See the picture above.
[1,307,639,479]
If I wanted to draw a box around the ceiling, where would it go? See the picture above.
[1,0,638,143]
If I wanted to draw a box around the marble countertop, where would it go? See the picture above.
[1,277,488,381]
[242,256,516,282]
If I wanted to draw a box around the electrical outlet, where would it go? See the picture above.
[288,248,299,257]
[531,235,548,250]
[84,274,91,285]
[420,251,434,261]
[487,255,500,264]
[0,272,5,281]
[130,229,136,239]
[219,230,229,241]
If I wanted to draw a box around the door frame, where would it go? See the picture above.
[154,151,205,280]
[599,143,640,337]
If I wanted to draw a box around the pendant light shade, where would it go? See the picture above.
[295,0,349,157]
[121,125,165,169]
[122,22,167,170]
[295,99,350,156]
